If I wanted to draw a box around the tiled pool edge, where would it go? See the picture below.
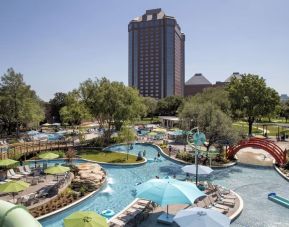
[229,190,244,222]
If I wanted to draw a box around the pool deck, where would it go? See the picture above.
[109,186,243,227]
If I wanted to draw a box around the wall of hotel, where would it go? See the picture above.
[174,28,184,96]
[165,19,175,97]
[128,30,133,87]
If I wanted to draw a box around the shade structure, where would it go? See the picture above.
[136,178,205,206]
[0,180,30,193]
[0,159,18,167]
[173,207,230,227]
[39,152,59,160]
[44,165,70,174]
[64,211,108,227]
[182,164,213,175]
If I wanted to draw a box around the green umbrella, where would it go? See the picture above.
[44,165,70,174]
[64,211,108,227]
[148,132,157,137]
[0,159,18,167]
[39,152,59,160]
[0,180,30,201]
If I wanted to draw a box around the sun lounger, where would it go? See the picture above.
[24,165,32,174]
[110,218,127,227]
[202,196,229,214]
[215,192,235,206]
[7,170,21,180]
[9,169,23,178]
[17,166,30,176]
[216,190,236,200]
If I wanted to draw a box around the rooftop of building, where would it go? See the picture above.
[131,8,174,22]
[185,73,212,85]
[225,72,242,83]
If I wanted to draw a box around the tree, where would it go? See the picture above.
[79,78,145,142]
[59,90,91,126]
[48,92,67,123]
[156,96,184,116]
[117,124,136,160]
[179,102,241,152]
[0,68,44,136]
[227,74,279,135]
[190,87,231,114]
[281,101,289,122]
[142,97,158,119]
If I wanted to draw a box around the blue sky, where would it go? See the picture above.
[0,0,288,101]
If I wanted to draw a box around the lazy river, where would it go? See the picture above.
[38,144,289,227]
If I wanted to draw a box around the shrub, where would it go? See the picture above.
[176,151,194,163]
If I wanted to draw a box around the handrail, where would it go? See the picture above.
[227,137,287,165]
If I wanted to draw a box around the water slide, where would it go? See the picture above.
[0,200,42,227]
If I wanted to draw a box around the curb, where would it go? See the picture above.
[229,190,244,222]
[274,165,289,182]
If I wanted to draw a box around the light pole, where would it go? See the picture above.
[186,127,206,185]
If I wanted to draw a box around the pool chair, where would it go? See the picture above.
[216,185,231,195]
[207,195,230,213]
[215,192,235,207]
[9,169,24,178]
[24,165,32,174]
[216,189,236,200]
[202,196,229,214]
[17,166,30,176]
[7,169,22,180]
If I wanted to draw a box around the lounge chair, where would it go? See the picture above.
[9,169,23,178]
[207,195,230,211]
[216,190,236,200]
[24,165,32,174]
[7,170,21,180]
[110,218,127,227]
[215,192,235,206]
[36,188,49,198]
[203,197,229,214]
[17,166,30,176]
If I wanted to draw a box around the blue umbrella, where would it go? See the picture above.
[136,178,205,219]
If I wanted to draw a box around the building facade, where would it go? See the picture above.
[128,8,185,99]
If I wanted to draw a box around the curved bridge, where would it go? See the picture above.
[227,137,287,165]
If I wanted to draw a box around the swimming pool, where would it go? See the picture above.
[39,144,289,227]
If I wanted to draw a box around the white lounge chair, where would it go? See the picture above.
[24,165,32,174]
[9,169,23,178]
[18,166,30,176]
[7,170,21,180]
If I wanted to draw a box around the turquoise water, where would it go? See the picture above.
[39,144,289,227]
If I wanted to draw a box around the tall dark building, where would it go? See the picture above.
[128,9,185,99]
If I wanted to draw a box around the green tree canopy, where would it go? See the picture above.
[142,97,158,118]
[156,96,184,116]
[227,74,280,135]
[0,68,44,136]
[79,78,145,141]
[179,101,241,151]
[59,90,91,126]
[281,101,289,123]
[48,92,67,123]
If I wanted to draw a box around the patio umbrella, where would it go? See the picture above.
[44,165,70,175]
[152,128,167,133]
[0,159,18,167]
[182,164,213,175]
[0,180,30,201]
[136,178,205,218]
[173,207,230,227]
[39,152,59,160]
[148,132,157,137]
[64,211,108,227]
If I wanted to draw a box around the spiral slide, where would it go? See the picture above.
[0,200,41,227]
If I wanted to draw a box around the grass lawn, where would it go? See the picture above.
[79,150,143,164]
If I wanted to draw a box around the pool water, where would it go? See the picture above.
[39,144,289,227]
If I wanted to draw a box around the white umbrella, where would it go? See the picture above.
[182,164,213,175]
[173,207,230,227]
